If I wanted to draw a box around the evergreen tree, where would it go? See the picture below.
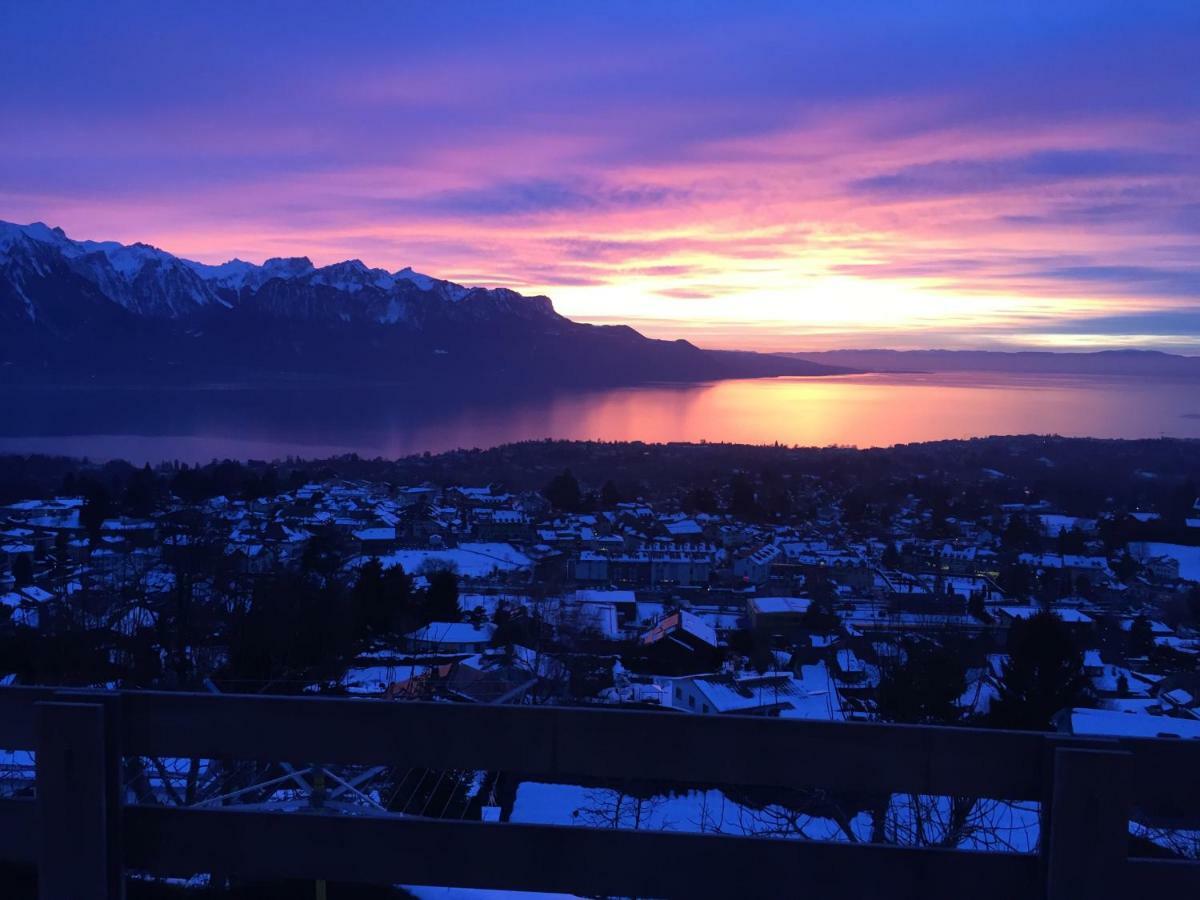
[881,542,901,569]
[600,480,622,508]
[11,555,33,588]
[991,611,1090,730]
[544,469,582,512]
[682,487,718,515]
[1127,614,1155,657]
[424,569,461,622]
[79,480,113,536]
[876,639,967,724]
[350,559,413,638]
[729,474,759,518]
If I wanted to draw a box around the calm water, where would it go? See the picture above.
[1,372,1198,464]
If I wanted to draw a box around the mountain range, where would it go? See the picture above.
[787,348,1200,377]
[0,221,846,387]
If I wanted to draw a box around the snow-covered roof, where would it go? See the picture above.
[998,606,1093,624]
[750,596,812,616]
[641,610,718,649]
[1067,707,1200,740]
[353,527,396,541]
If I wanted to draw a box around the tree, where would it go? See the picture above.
[1126,614,1155,657]
[424,568,460,622]
[79,480,113,536]
[881,542,901,569]
[351,559,413,638]
[804,568,837,605]
[10,555,33,588]
[800,597,839,633]
[997,560,1034,600]
[682,487,718,515]
[123,463,160,517]
[226,573,355,684]
[599,480,622,508]
[967,592,989,622]
[729,474,759,518]
[1001,514,1038,553]
[300,529,350,582]
[990,611,1090,730]
[1057,526,1086,556]
[544,469,582,512]
[876,639,967,725]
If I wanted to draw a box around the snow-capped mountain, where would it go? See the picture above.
[0,219,848,385]
[0,220,542,325]
[0,221,224,319]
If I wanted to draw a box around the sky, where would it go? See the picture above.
[2,1,1198,352]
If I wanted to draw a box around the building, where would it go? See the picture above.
[404,622,497,655]
[732,544,780,585]
[746,596,811,631]
[635,610,721,674]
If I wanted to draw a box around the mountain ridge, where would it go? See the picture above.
[786,348,1200,376]
[0,220,848,386]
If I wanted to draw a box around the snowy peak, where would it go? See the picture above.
[0,219,560,326]
[394,266,436,291]
[1,221,221,317]
[261,256,315,279]
[308,259,397,293]
[0,221,68,248]
[184,255,316,291]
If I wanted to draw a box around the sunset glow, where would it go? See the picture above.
[2,1,1197,350]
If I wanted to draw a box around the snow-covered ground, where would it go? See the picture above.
[369,542,533,578]
[405,889,576,900]
[509,781,1039,851]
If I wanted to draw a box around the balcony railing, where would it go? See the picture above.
[0,686,1198,898]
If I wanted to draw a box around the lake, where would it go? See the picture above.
[1,372,1198,464]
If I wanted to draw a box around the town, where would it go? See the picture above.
[1,436,1199,869]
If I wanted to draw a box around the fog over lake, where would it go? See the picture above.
[2,372,1199,465]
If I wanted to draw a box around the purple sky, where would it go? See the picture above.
[2,1,1198,350]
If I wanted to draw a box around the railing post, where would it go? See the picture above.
[36,701,123,900]
[1044,747,1131,900]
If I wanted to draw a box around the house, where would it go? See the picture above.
[441,645,565,704]
[0,591,39,628]
[1158,686,1199,717]
[580,543,715,588]
[473,509,533,542]
[669,672,799,715]
[668,663,842,719]
[404,622,497,655]
[1082,650,1154,698]
[570,589,638,626]
[733,544,781,585]
[663,518,705,544]
[939,544,979,575]
[747,596,811,631]
[635,610,721,674]
[353,527,398,555]
[1142,555,1181,583]
[996,606,1093,627]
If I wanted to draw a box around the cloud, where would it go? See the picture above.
[1043,308,1200,335]
[655,285,742,300]
[4,3,1200,350]
[405,178,691,217]
[850,149,1187,199]
[1028,265,1200,299]
[832,258,990,279]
